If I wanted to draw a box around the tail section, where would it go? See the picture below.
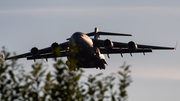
[86,27,132,38]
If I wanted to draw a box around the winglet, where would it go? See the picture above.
[2,51,6,61]
[174,41,178,50]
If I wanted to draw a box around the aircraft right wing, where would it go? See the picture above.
[4,42,69,61]
[26,51,70,60]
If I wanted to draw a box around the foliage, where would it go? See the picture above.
[0,47,132,101]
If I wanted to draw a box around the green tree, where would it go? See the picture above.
[0,47,132,101]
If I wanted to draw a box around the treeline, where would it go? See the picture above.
[0,47,132,101]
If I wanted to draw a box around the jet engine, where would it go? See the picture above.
[51,42,59,51]
[104,39,114,50]
[31,47,40,57]
[128,41,138,51]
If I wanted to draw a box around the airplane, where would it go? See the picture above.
[3,28,177,70]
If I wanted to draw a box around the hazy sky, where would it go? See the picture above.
[0,1,180,101]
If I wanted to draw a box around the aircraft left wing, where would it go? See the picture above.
[100,48,152,54]
[3,42,69,60]
[94,39,176,55]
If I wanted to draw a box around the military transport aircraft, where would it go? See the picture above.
[3,28,177,69]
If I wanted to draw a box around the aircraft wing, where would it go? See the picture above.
[135,44,176,50]
[4,42,69,60]
[100,48,152,54]
[94,39,176,54]
[26,51,70,60]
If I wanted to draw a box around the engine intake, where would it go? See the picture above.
[51,42,59,51]
[128,41,138,51]
[104,39,114,50]
[31,47,40,57]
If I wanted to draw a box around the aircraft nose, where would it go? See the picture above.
[69,32,84,45]
[72,32,83,37]
[72,32,84,40]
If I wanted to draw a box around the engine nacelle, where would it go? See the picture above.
[104,39,114,50]
[51,42,59,51]
[31,47,40,57]
[128,41,138,51]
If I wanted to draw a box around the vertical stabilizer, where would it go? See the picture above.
[94,27,100,40]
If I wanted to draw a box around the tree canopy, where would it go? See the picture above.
[0,47,132,101]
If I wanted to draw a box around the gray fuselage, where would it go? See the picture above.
[68,32,106,69]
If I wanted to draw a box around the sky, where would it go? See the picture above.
[0,0,180,101]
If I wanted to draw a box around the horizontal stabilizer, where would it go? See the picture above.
[86,31,132,37]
